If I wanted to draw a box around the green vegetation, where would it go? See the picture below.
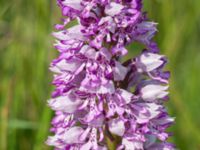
[0,0,200,149]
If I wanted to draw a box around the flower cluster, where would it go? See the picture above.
[46,0,175,149]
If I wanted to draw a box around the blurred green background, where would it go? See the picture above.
[0,0,200,149]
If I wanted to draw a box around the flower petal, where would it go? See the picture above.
[117,89,133,104]
[48,94,82,113]
[52,25,85,41]
[122,138,143,150]
[64,127,84,144]
[113,61,128,81]
[105,2,124,16]
[61,0,82,10]
[109,119,125,136]
[137,52,164,72]
[141,84,169,101]
[133,103,161,124]
[50,59,83,74]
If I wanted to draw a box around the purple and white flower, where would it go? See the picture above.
[47,0,176,149]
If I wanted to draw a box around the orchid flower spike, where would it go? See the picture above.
[46,0,176,150]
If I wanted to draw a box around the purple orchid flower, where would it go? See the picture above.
[46,0,176,149]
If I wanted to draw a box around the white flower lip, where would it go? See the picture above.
[63,127,84,144]
[122,138,143,150]
[105,2,124,16]
[108,119,125,136]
